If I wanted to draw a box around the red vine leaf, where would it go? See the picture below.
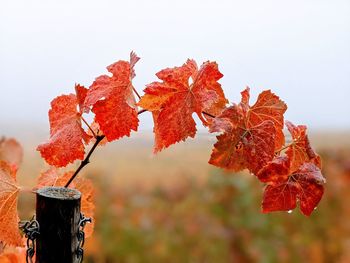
[0,161,22,246]
[35,168,95,237]
[83,53,139,142]
[259,157,325,216]
[209,88,283,174]
[241,87,287,150]
[138,59,228,152]
[285,121,322,171]
[257,156,290,184]
[0,138,23,171]
[37,94,91,167]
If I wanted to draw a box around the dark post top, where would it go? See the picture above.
[35,186,81,263]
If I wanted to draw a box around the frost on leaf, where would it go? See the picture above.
[258,157,325,216]
[285,121,322,172]
[209,88,285,174]
[36,168,95,237]
[0,161,22,246]
[37,94,91,167]
[0,138,23,171]
[83,52,140,142]
[138,59,228,152]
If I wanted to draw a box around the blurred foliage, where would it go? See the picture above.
[15,147,350,263]
[77,147,350,263]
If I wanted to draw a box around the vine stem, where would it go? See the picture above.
[202,111,216,118]
[65,108,216,187]
[274,141,295,154]
[80,116,96,138]
[64,108,149,188]
[64,135,105,187]
[133,87,141,100]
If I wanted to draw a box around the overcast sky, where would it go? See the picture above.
[1,0,349,135]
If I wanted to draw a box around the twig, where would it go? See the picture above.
[65,135,105,188]
[138,109,147,115]
[202,111,216,118]
[65,109,149,188]
[133,87,141,100]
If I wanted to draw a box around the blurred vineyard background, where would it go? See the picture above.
[15,131,350,263]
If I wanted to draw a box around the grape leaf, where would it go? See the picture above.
[83,52,139,142]
[138,59,228,152]
[37,94,91,167]
[209,110,276,173]
[36,168,95,237]
[285,121,322,172]
[209,88,283,174]
[0,161,22,246]
[0,138,23,170]
[257,156,290,184]
[258,157,326,216]
[241,87,287,150]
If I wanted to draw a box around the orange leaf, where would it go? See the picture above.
[74,178,95,238]
[37,94,91,167]
[0,161,22,246]
[139,59,227,152]
[285,121,322,172]
[0,138,23,171]
[35,168,72,189]
[83,53,139,142]
[0,245,26,263]
[210,116,276,173]
[209,88,282,174]
[242,87,287,150]
[259,157,325,216]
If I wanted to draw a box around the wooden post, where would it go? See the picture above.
[35,187,81,263]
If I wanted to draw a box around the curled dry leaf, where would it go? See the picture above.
[138,59,228,152]
[0,161,22,247]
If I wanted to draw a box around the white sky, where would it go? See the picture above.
[1,0,349,134]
